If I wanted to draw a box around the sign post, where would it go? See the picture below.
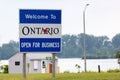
[19,9,61,79]
[52,53,56,77]
[23,53,26,80]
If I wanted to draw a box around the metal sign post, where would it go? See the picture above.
[23,53,26,80]
[52,53,56,77]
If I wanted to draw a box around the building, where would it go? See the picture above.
[9,53,58,74]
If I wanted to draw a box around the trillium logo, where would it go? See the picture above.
[22,26,59,35]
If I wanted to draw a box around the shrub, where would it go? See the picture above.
[75,64,81,73]
[3,65,8,73]
[64,70,70,73]
[107,69,120,73]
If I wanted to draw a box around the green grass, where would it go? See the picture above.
[0,73,120,80]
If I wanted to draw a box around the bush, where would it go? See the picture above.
[64,71,70,73]
[3,65,8,73]
[75,64,81,73]
[107,69,120,73]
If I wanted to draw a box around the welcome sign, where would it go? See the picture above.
[19,9,61,52]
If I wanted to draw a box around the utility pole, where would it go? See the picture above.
[83,4,90,72]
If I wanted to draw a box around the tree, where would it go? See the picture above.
[1,33,120,59]
[0,47,1,59]
[116,51,120,58]
[112,33,120,48]
[116,51,120,69]
[0,40,19,59]
[27,63,30,73]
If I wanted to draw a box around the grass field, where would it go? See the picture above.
[0,73,120,80]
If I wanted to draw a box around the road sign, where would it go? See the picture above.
[19,9,61,52]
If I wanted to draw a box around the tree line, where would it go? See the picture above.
[57,33,120,58]
[0,33,120,59]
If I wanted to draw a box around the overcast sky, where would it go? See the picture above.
[0,0,120,45]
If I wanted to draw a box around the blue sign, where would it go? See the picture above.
[20,9,61,24]
[19,9,61,53]
[20,38,61,52]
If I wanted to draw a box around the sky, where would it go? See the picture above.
[0,0,120,45]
